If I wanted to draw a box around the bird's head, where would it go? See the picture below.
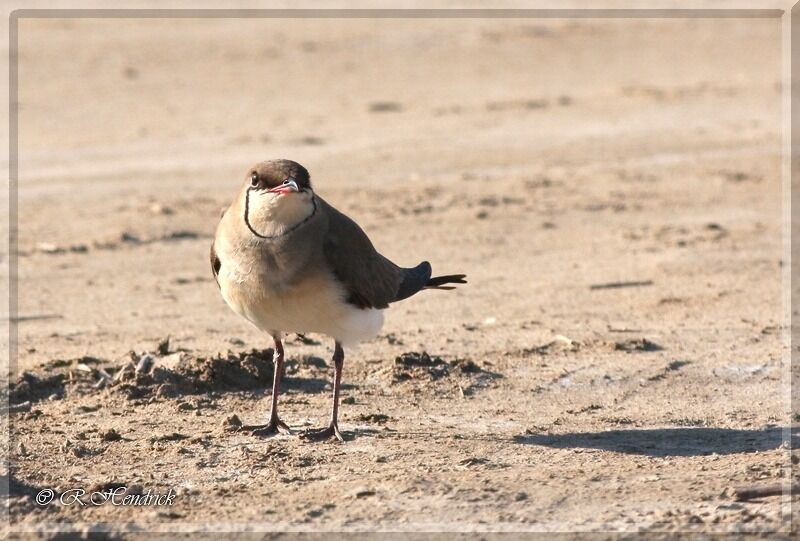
[242,159,316,238]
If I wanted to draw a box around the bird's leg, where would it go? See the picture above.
[301,341,344,442]
[244,338,291,436]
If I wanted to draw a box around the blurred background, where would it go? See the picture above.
[15,15,782,362]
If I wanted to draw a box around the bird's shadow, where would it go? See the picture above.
[514,426,794,457]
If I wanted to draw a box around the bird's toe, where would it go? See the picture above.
[300,424,344,442]
[242,419,292,437]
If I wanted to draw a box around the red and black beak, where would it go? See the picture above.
[268,179,300,195]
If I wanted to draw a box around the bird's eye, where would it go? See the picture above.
[250,173,259,187]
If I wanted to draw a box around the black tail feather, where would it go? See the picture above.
[426,274,467,289]
[394,266,466,303]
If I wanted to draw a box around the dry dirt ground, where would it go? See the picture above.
[4,13,797,537]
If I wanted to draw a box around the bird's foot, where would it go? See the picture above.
[300,423,344,442]
[241,417,292,437]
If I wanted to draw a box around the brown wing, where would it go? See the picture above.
[320,198,405,309]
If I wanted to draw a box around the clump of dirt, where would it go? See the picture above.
[450,358,483,374]
[10,372,67,404]
[357,413,393,424]
[614,338,664,352]
[117,348,276,399]
[521,336,664,357]
[393,351,449,382]
[391,352,492,384]
[100,428,122,442]
[10,356,114,404]
[223,414,243,432]
[10,348,278,403]
[522,335,581,356]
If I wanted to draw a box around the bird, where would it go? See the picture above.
[210,159,466,441]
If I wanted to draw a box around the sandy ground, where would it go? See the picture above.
[4,13,796,536]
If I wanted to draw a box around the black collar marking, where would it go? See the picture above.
[244,188,318,240]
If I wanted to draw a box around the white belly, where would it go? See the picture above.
[219,266,384,347]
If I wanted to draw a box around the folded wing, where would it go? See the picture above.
[320,198,431,309]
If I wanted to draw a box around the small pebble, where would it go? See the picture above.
[37,242,63,254]
[150,203,174,215]
[136,353,155,375]
[100,429,122,442]
[224,414,242,431]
